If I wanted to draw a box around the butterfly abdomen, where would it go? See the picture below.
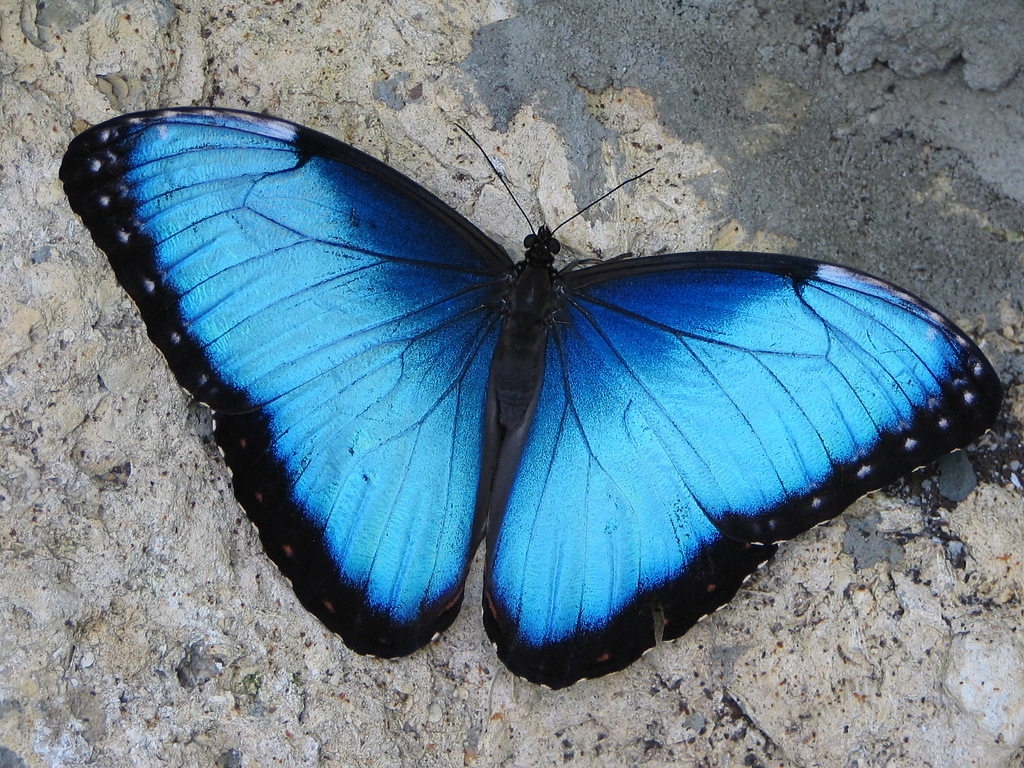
[475,260,560,545]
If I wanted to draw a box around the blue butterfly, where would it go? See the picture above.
[61,108,1002,688]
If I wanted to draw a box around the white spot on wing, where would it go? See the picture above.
[231,112,298,141]
[816,263,891,295]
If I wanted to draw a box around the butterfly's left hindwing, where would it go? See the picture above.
[484,251,1000,687]
[61,108,513,655]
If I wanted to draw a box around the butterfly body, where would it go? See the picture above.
[61,108,1002,688]
[479,231,563,536]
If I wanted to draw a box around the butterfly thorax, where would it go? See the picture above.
[482,225,561,433]
[490,259,556,432]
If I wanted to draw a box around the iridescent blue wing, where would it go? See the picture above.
[61,108,514,655]
[484,251,1001,687]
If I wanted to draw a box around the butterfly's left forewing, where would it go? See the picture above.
[484,251,1000,687]
[61,108,514,655]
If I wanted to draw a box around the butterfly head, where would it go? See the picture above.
[524,226,560,268]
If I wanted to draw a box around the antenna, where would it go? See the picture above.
[455,125,535,235]
[456,125,654,241]
[549,168,653,237]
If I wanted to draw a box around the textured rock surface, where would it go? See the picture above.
[1,0,1022,766]
[838,0,1024,90]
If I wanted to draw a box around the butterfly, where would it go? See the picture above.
[60,107,1002,689]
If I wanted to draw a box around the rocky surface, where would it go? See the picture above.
[1,0,1022,765]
